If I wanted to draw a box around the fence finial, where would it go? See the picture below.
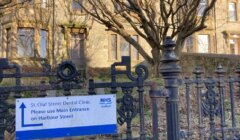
[161,37,179,63]
[215,64,225,74]
[235,63,240,75]
[193,66,204,75]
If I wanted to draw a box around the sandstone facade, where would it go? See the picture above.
[0,0,239,68]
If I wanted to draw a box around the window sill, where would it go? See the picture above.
[227,20,240,23]
[9,57,47,61]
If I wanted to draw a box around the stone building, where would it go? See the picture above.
[0,0,239,69]
[183,0,240,55]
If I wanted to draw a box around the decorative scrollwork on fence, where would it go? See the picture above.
[201,77,222,140]
[5,113,15,133]
[0,93,15,137]
[0,58,87,139]
[87,56,148,139]
[117,87,138,138]
[202,77,220,117]
[135,65,148,81]
[111,56,148,82]
[57,61,79,82]
[117,87,138,126]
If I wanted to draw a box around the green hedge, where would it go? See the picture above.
[180,53,240,75]
[87,53,240,78]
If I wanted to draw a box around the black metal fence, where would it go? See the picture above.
[0,37,239,140]
[178,64,240,140]
[0,59,85,139]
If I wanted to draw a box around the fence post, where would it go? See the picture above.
[193,66,205,140]
[215,64,226,140]
[159,37,181,140]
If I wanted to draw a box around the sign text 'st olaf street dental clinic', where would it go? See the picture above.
[16,95,117,140]
[30,100,90,120]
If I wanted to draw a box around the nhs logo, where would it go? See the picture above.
[99,98,112,107]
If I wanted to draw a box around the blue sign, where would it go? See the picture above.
[16,95,117,140]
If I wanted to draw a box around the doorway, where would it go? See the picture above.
[70,33,85,67]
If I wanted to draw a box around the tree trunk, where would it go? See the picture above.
[152,61,161,78]
[151,47,162,78]
[175,38,185,58]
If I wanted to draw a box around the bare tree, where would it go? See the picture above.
[0,0,11,6]
[82,0,217,76]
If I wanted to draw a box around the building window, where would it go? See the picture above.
[110,34,140,60]
[197,35,209,53]
[72,0,83,12]
[132,35,139,60]
[40,30,47,58]
[41,0,47,8]
[70,33,85,66]
[120,36,130,57]
[111,34,117,60]
[183,36,193,53]
[6,28,12,58]
[229,39,239,54]
[229,2,237,21]
[17,28,34,57]
[198,0,208,16]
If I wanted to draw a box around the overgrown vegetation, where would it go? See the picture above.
[180,53,240,75]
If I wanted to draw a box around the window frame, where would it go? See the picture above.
[228,2,238,22]
[70,32,85,59]
[111,34,118,60]
[17,28,35,58]
[41,0,48,8]
[72,0,83,13]
[131,35,140,60]
[120,36,130,57]
[109,33,140,61]
[197,0,208,17]
[229,35,240,54]
[197,34,210,53]
[40,29,48,58]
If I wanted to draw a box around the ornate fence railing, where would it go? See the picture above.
[178,64,240,140]
[0,56,152,140]
[0,59,85,139]
[0,37,239,140]
[147,38,240,140]
[88,56,150,140]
